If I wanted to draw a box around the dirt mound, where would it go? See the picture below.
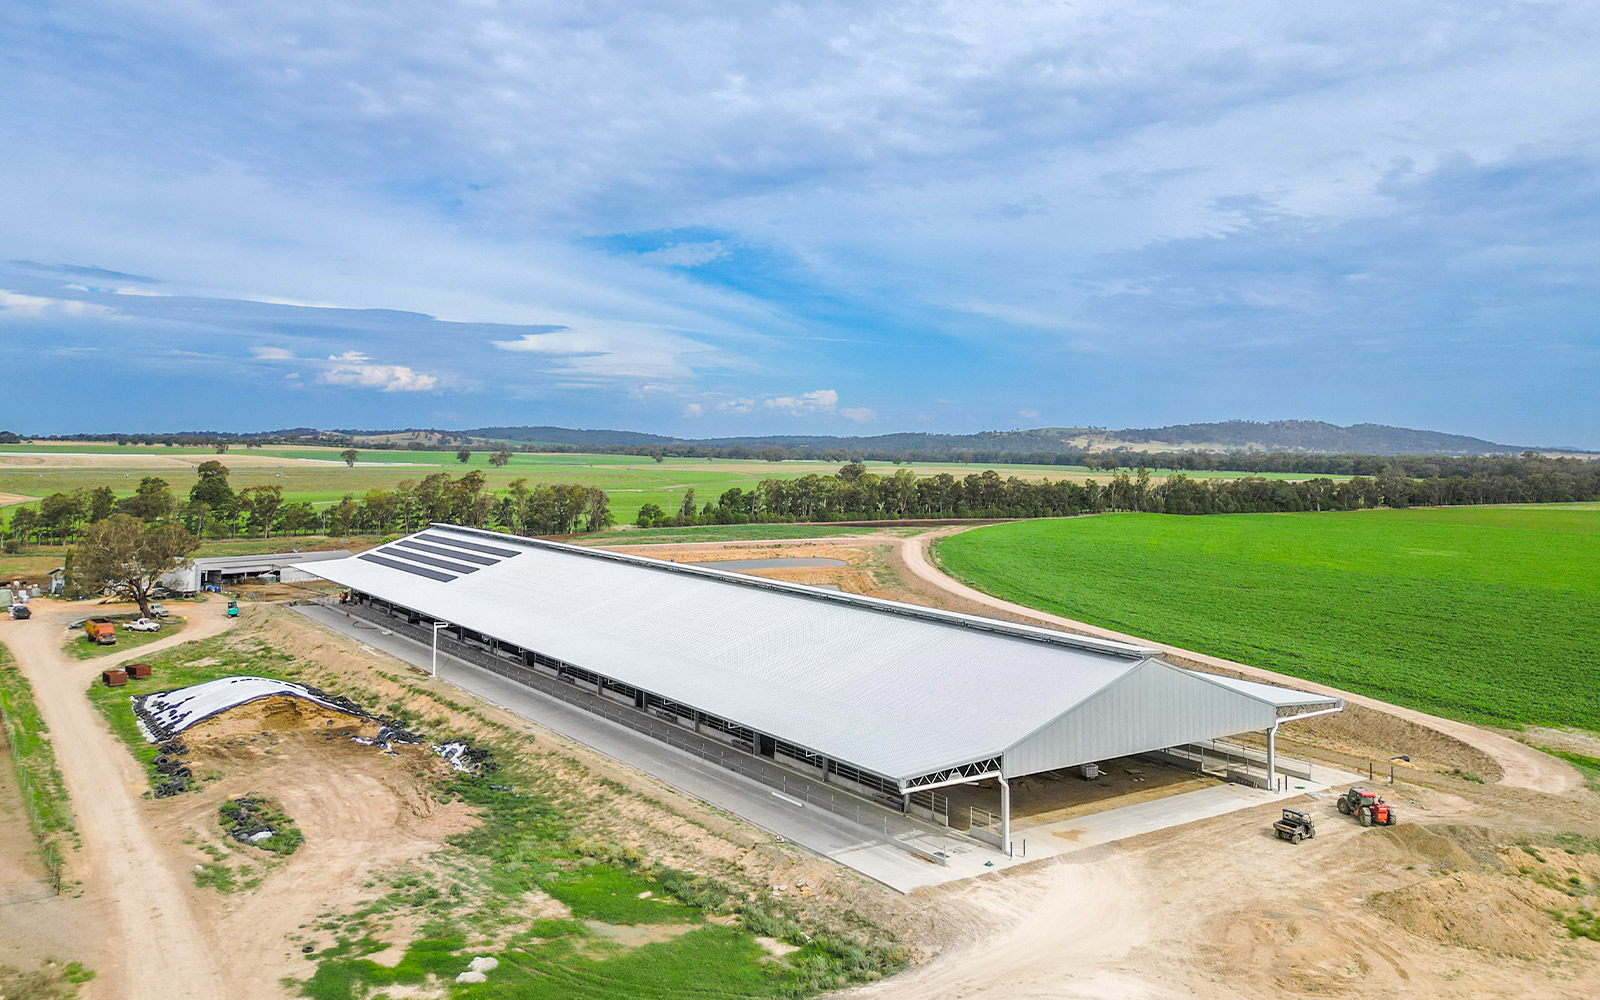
[180,693,380,742]
[1371,871,1562,958]
[1371,824,1485,871]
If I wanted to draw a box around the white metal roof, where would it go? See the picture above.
[191,550,352,573]
[297,524,1337,782]
[1189,671,1343,709]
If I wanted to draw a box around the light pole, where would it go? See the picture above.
[431,622,449,678]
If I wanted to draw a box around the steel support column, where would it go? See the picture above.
[998,774,1012,856]
[1266,725,1278,790]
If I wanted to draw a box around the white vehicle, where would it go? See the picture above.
[125,618,162,632]
[147,603,169,618]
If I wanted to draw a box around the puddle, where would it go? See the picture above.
[685,558,847,570]
[582,920,698,948]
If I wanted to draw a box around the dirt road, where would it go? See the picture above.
[898,527,1580,797]
[4,598,235,1000]
[856,860,1174,1000]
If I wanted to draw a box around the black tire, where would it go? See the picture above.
[1291,833,1302,845]
[1337,798,1352,815]
[1386,811,1398,826]
[1359,807,1373,827]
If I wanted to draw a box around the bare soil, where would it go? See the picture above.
[0,452,320,470]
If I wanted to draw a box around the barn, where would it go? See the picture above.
[160,549,353,593]
[295,524,1342,851]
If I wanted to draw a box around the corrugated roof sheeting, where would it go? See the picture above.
[297,524,1339,783]
[1003,660,1283,776]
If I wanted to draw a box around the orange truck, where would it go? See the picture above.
[84,619,117,646]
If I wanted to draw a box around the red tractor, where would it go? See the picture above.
[1336,786,1397,827]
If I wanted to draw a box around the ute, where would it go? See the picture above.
[1336,786,1398,827]
[1272,807,1316,844]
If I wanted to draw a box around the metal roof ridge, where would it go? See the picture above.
[424,523,1158,660]
[1178,667,1340,709]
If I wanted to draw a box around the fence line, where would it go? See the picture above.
[0,703,64,894]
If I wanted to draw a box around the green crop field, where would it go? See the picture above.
[934,507,1600,734]
[0,443,1344,524]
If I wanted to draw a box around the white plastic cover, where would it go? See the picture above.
[134,676,361,739]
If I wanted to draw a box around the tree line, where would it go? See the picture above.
[3,455,1595,550]
[1,462,612,548]
[637,458,1600,526]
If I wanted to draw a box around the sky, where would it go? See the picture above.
[1,2,1596,446]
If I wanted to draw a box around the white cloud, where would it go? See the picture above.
[252,346,439,392]
[635,242,728,268]
[317,351,438,392]
[1018,409,1040,420]
[717,398,755,414]
[764,389,838,415]
[840,406,877,423]
[683,402,703,416]
[492,323,742,382]
[0,289,115,319]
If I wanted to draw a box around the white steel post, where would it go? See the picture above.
[431,622,448,678]
[998,774,1012,857]
[1266,725,1278,791]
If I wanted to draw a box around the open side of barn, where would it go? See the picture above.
[295,523,1342,854]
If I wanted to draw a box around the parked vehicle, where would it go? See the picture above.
[1272,807,1316,843]
[8,604,30,620]
[125,618,161,632]
[226,599,239,618]
[1336,786,1398,827]
[84,619,117,645]
[147,603,169,618]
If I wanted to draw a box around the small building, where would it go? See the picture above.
[159,550,353,594]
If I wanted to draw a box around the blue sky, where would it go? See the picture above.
[1,2,1596,446]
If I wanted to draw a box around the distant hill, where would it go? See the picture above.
[462,425,675,447]
[1064,420,1521,456]
[458,419,1524,457]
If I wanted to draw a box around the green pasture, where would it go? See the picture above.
[0,445,1348,526]
[934,506,1600,733]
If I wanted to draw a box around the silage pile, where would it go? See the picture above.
[132,676,498,794]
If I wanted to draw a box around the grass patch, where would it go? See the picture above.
[935,508,1600,732]
[62,615,189,660]
[300,745,905,997]
[220,796,304,856]
[0,959,95,999]
[193,861,240,893]
[0,642,77,859]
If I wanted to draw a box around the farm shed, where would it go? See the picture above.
[295,524,1342,852]
[159,549,352,593]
